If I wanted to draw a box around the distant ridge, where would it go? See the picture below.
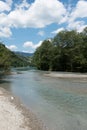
[14,51,33,57]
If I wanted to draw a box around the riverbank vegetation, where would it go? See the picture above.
[33,27,87,72]
[0,43,30,73]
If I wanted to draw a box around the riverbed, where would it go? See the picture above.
[0,69,87,130]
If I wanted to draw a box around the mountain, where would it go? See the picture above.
[14,51,33,66]
[14,51,33,57]
[0,43,30,71]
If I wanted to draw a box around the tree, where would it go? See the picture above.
[33,27,87,72]
[33,40,53,70]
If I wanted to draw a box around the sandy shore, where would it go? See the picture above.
[44,72,87,79]
[0,88,46,130]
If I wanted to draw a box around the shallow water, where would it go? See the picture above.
[0,69,87,130]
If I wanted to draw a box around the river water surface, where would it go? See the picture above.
[0,69,87,130]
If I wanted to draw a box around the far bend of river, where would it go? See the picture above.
[1,69,87,130]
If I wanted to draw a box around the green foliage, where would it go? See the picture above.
[33,28,87,72]
[33,40,53,70]
[0,43,30,72]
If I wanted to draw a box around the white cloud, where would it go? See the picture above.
[0,13,11,27]
[0,0,87,38]
[6,0,66,28]
[23,41,42,52]
[0,0,66,38]
[67,0,87,32]
[0,27,12,37]
[6,0,12,6]
[38,31,45,36]
[23,41,42,49]
[6,45,17,51]
[23,41,33,48]
[52,27,64,34]
[0,0,12,12]
[34,41,42,48]
[70,0,87,22]
[26,0,67,27]
[67,20,87,32]
[15,0,30,10]
[22,50,31,53]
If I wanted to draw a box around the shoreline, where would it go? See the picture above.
[0,87,47,130]
[44,72,87,79]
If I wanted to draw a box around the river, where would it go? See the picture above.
[0,68,87,130]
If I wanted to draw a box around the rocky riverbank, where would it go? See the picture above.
[0,88,47,130]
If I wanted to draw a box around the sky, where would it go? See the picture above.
[0,0,87,53]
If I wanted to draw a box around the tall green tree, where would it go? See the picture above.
[33,40,53,70]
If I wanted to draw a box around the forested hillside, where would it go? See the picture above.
[0,43,30,71]
[33,27,87,72]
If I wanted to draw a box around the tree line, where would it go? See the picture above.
[33,27,87,72]
[0,43,30,72]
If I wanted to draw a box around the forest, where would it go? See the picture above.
[33,27,87,72]
[0,43,30,72]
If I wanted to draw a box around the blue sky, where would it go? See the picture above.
[0,0,87,53]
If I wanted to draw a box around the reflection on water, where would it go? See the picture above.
[0,75,11,91]
[0,69,87,130]
[0,79,10,84]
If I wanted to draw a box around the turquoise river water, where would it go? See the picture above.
[0,69,87,130]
